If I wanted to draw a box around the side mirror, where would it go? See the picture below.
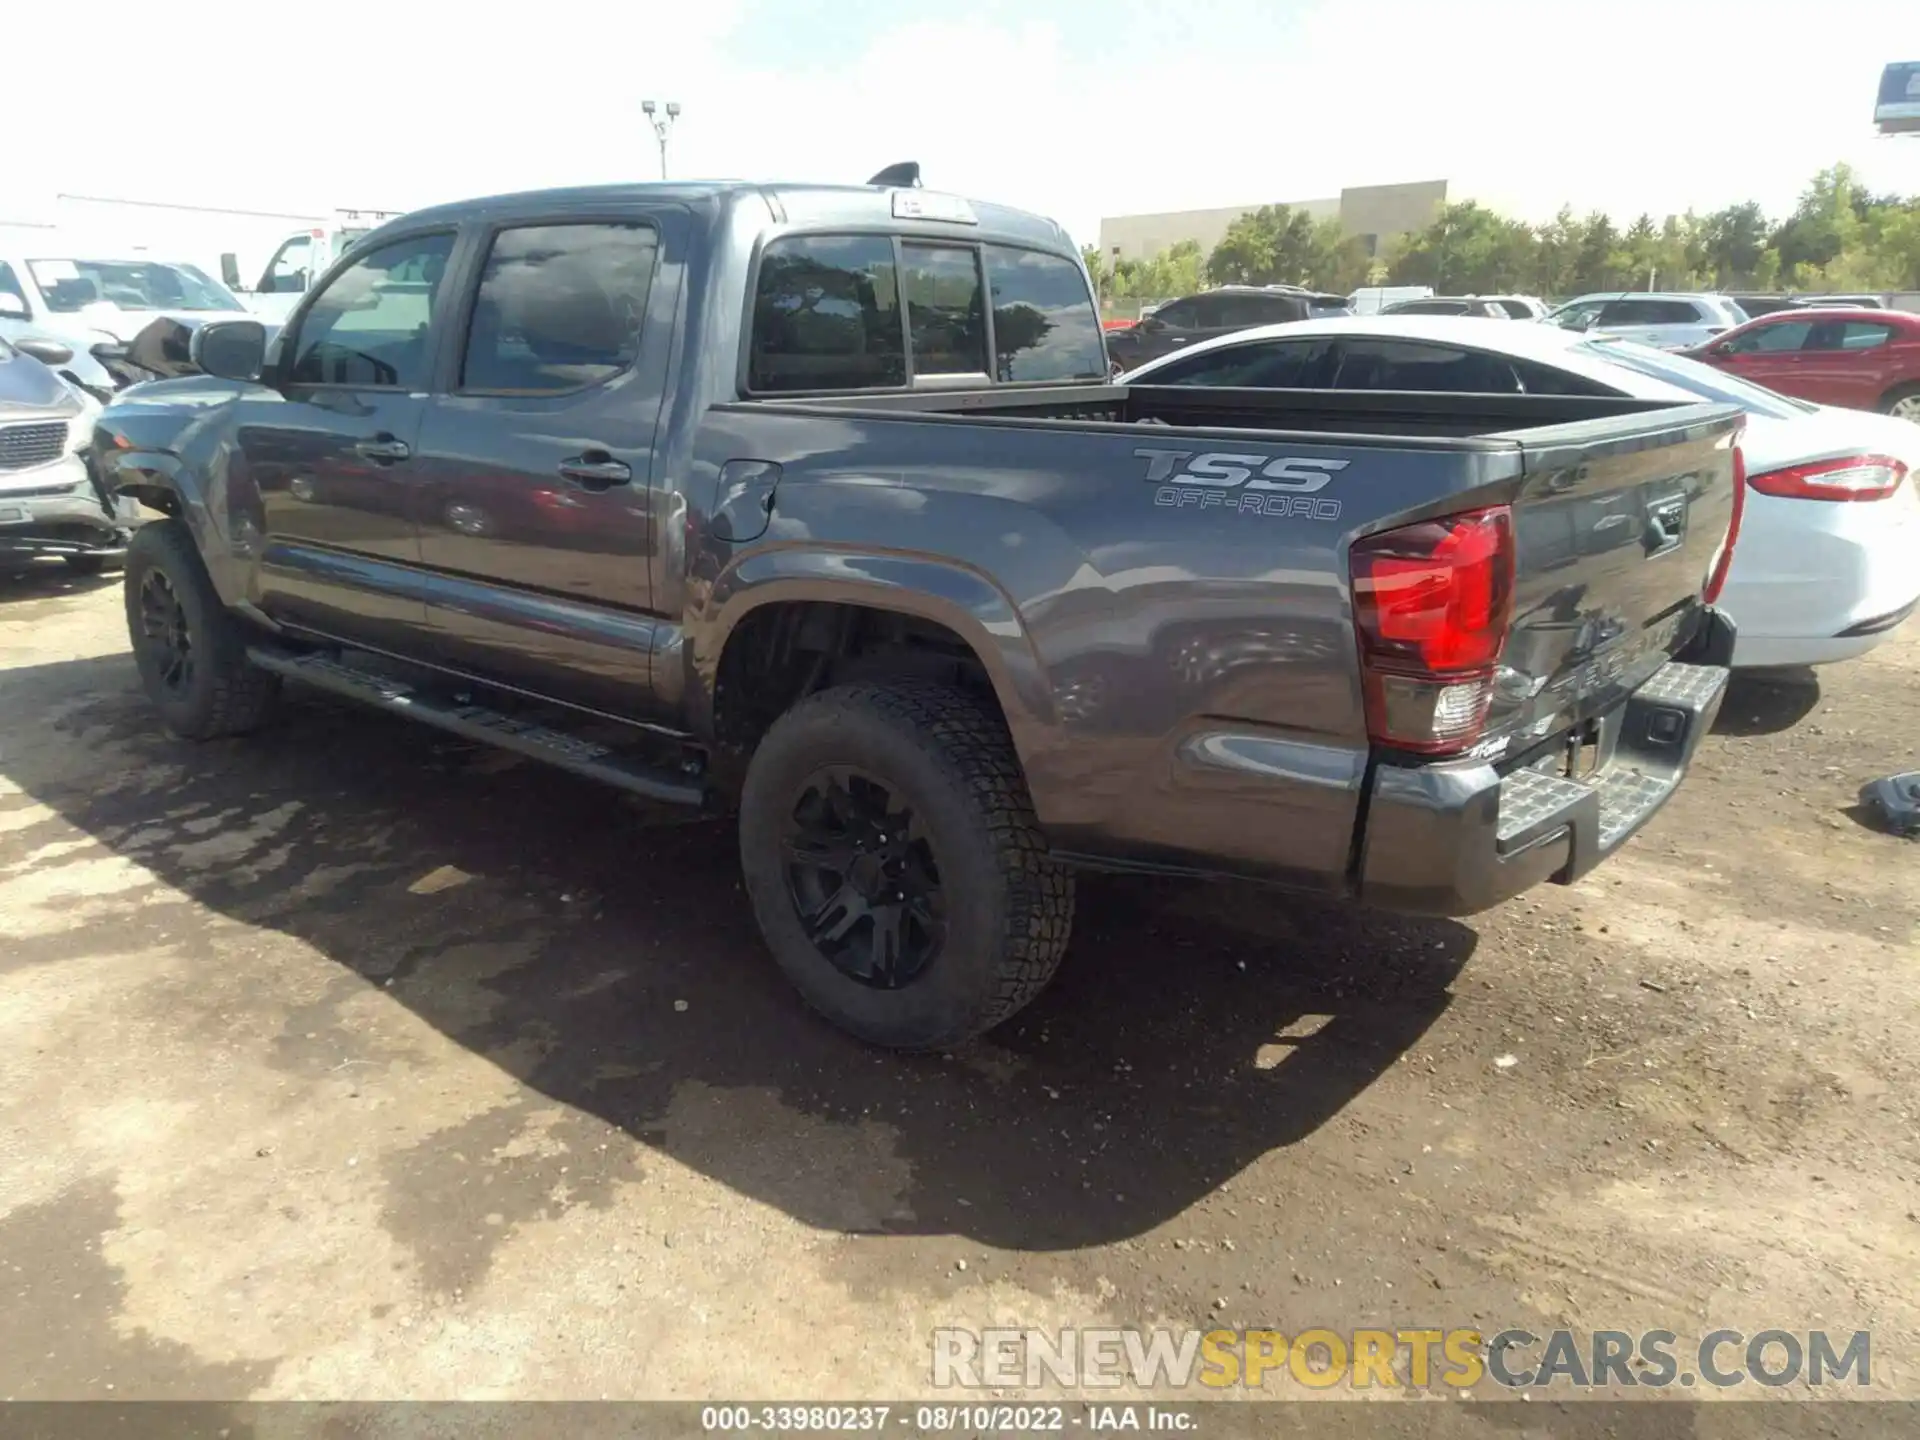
[13,336,74,367]
[220,252,244,290]
[190,319,268,382]
[0,292,27,320]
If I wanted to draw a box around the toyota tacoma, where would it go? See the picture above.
[95,171,1742,1049]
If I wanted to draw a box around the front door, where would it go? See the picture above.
[239,229,458,652]
[410,212,683,717]
[1714,316,1813,397]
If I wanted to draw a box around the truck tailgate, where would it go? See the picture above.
[1481,404,1742,758]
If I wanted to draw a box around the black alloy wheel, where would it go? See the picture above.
[138,567,194,697]
[781,765,945,988]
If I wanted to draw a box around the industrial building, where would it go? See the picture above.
[1098,179,1450,263]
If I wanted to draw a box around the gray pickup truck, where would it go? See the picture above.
[95,173,1742,1049]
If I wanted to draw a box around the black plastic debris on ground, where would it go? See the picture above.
[1860,771,1920,836]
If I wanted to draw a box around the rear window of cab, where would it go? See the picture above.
[747,234,1106,393]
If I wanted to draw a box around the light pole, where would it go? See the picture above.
[642,100,681,180]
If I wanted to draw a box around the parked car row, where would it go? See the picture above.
[1684,307,1920,421]
[1119,314,1920,669]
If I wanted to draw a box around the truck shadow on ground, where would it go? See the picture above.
[1712,668,1822,737]
[4,655,1475,1255]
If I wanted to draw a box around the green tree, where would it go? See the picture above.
[1772,165,1865,279]
[1569,212,1621,292]
[1206,205,1323,286]
[1081,244,1107,299]
[1533,207,1583,296]
[1698,202,1769,286]
[1306,216,1374,292]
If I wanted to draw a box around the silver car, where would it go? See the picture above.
[0,253,259,394]
[1545,292,1749,350]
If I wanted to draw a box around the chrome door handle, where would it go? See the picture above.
[558,455,632,487]
[355,435,411,463]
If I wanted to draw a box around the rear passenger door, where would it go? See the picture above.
[410,209,686,717]
[1797,319,1898,409]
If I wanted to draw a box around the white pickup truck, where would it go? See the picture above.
[219,209,404,323]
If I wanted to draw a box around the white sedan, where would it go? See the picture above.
[1120,316,1920,670]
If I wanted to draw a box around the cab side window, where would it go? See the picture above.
[460,222,660,394]
[286,233,455,389]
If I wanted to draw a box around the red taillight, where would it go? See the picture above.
[1350,506,1515,755]
[1747,453,1907,502]
[1703,443,1745,606]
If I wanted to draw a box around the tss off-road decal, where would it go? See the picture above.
[1136,448,1348,520]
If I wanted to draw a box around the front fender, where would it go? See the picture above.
[687,545,1057,765]
[94,394,254,608]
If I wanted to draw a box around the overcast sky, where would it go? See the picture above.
[14,0,1918,247]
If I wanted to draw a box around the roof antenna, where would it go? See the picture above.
[867,162,921,188]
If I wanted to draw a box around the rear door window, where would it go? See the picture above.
[749,235,907,393]
[1838,322,1895,350]
[460,222,659,394]
[980,245,1105,382]
[1330,339,1520,392]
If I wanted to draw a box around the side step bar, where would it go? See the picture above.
[246,648,706,807]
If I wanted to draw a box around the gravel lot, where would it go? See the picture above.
[2,559,1916,1404]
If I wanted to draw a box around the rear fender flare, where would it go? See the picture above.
[688,547,1055,761]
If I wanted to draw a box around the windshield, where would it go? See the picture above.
[26,258,244,314]
[1576,337,1817,419]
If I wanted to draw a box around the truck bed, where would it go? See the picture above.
[704,383,1743,899]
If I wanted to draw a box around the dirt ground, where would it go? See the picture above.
[2,558,1917,1406]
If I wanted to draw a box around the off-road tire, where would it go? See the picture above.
[739,681,1075,1050]
[123,519,280,740]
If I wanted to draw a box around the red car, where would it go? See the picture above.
[1682,308,1920,420]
